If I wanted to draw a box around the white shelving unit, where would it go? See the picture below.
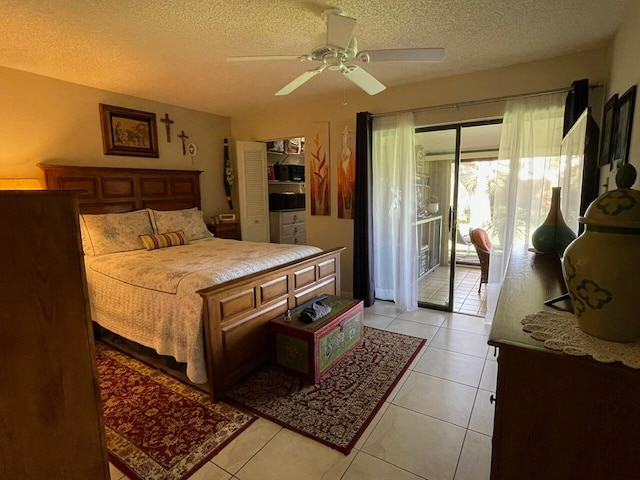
[266,137,306,243]
[417,215,442,277]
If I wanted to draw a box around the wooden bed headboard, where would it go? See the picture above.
[39,164,202,214]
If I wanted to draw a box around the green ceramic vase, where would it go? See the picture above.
[531,187,577,255]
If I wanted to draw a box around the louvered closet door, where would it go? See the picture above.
[236,141,269,242]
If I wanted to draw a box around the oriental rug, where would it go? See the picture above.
[96,343,256,480]
[225,327,426,454]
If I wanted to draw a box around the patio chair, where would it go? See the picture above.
[456,226,473,255]
[470,228,491,293]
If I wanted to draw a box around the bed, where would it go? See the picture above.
[40,164,344,401]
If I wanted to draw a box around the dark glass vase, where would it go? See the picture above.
[531,187,577,255]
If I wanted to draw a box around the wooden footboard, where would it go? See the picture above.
[198,247,344,402]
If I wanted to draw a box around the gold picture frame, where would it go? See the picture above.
[99,104,159,158]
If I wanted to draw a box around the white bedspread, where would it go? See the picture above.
[84,237,322,384]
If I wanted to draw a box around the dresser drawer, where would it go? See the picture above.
[281,210,305,225]
[281,234,307,245]
[282,222,306,238]
[269,209,307,244]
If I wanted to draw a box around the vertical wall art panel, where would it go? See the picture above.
[308,121,330,216]
[337,122,356,219]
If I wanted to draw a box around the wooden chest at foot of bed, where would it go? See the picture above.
[270,296,364,384]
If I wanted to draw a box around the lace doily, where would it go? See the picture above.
[521,310,640,368]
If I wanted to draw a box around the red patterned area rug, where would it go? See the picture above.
[225,327,426,454]
[96,343,256,480]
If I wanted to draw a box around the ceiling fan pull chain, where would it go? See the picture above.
[342,79,348,106]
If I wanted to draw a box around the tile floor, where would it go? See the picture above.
[109,305,496,480]
[418,265,488,317]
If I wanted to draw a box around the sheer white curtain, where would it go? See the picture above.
[488,93,566,289]
[372,112,418,311]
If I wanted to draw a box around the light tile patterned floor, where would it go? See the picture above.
[418,265,488,317]
[109,306,496,480]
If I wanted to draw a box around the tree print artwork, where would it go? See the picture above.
[337,123,355,219]
[309,122,330,216]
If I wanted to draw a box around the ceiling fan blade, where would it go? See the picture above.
[342,65,386,95]
[227,55,303,62]
[325,11,357,50]
[275,66,326,96]
[360,48,445,63]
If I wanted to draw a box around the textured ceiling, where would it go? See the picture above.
[0,0,630,117]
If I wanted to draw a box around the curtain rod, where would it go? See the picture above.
[372,83,603,118]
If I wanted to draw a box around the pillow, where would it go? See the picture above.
[139,230,188,250]
[80,210,154,256]
[149,208,213,241]
[78,215,94,256]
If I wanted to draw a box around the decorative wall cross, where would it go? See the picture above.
[177,130,189,155]
[160,113,174,142]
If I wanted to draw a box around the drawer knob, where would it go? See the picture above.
[294,238,298,243]
[294,227,298,233]
[293,215,298,221]
[490,394,497,404]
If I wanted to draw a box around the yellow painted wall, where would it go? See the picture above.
[0,66,234,220]
[231,48,610,294]
[607,0,640,186]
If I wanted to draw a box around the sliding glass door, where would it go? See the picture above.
[415,126,460,310]
[415,120,502,313]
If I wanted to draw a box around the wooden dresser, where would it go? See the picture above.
[489,248,640,480]
[269,209,306,244]
[0,191,109,479]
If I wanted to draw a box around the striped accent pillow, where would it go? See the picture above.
[139,230,188,250]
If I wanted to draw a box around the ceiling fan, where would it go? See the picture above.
[227,9,445,96]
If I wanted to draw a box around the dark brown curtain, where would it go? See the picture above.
[353,112,375,306]
[563,78,589,136]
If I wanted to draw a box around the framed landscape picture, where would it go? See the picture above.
[99,104,159,158]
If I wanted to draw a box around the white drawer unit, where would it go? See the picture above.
[270,209,306,244]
